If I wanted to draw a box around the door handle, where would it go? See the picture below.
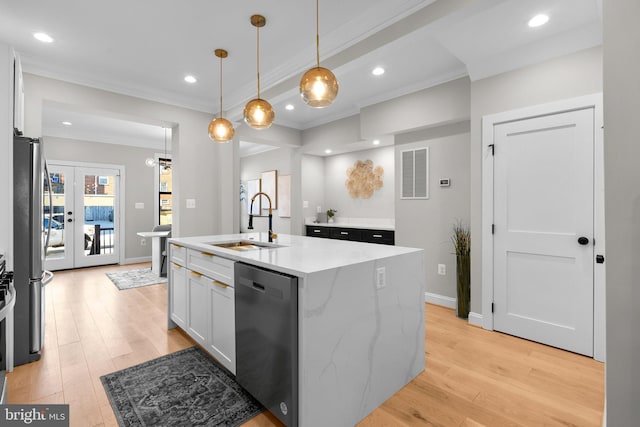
[577,236,589,245]
[67,218,73,223]
[67,211,73,215]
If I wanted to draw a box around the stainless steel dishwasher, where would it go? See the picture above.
[235,262,298,427]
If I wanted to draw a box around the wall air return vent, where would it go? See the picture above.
[400,147,429,199]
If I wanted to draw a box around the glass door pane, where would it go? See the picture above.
[44,165,75,271]
[75,167,119,268]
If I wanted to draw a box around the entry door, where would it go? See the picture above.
[493,108,594,356]
[45,164,121,270]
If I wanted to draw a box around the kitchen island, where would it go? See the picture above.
[167,232,425,427]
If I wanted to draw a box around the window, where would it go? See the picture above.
[159,158,172,225]
[400,147,429,199]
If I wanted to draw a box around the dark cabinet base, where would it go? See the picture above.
[306,225,394,245]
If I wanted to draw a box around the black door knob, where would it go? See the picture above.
[67,211,73,215]
[67,218,73,223]
[578,236,589,245]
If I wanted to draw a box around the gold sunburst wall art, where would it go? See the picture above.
[345,159,384,199]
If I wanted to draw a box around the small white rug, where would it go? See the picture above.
[106,268,167,290]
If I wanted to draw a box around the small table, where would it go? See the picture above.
[137,231,171,276]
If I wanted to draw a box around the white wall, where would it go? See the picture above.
[324,146,395,220]
[22,73,233,239]
[301,155,325,221]
[239,147,294,235]
[603,0,640,423]
[395,122,470,300]
[469,46,603,314]
[44,136,160,261]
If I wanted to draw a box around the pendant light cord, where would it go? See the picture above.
[315,0,320,68]
[219,55,223,119]
[256,24,261,98]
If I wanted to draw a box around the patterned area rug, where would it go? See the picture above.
[101,346,264,427]
[106,268,167,290]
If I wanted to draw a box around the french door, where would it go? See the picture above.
[45,163,121,270]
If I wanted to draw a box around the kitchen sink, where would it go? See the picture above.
[209,240,282,251]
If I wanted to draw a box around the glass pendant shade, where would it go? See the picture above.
[208,48,234,143]
[300,66,338,108]
[244,98,274,130]
[208,117,235,142]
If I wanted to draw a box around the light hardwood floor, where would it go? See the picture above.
[7,263,604,426]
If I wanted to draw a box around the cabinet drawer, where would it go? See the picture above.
[362,229,395,245]
[170,243,187,266]
[306,225,330,238]
[187,249,235,286]
[330,227,362,241]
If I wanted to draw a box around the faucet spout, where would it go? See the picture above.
[249,192,275,242]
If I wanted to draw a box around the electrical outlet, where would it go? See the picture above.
[437,264,446,275]
[316,205,322,213]
[140,238,146,246]
[303,200,309,208]
[376,267,386,289]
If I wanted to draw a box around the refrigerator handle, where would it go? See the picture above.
[44,161,53,253]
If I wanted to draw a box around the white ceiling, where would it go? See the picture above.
[0,0,602,154]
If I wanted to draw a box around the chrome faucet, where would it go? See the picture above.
[248,192,277,242]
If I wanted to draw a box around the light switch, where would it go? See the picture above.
[135,202,144,209]
[316,205,322,213]
[303,200,309,208]
[186,199,196,209]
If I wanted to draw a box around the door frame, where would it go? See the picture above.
[47,159,126,267]
[481,93,605,361]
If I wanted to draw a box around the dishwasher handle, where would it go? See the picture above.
[239,276,266,292]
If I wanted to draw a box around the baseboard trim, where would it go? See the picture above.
[424,292,456,309]
[124,256,151,265]
[468,311,483,327]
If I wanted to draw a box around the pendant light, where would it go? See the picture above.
[161,126,171,174]
[299,0,338,108]
[208,49,235,143]
[244,15,274,129]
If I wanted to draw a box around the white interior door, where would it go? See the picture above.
[45,164,121,270]
[493,108,595,356]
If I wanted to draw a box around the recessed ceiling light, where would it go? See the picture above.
[33,32,54,43]
[61,121,72,126]
[184,75,197,84]
[372,139,380,145]
[528,14,549,28]
[325,149,332,154]
[285,104,295,111]
[372,67,385,76]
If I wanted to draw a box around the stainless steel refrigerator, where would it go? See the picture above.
[13,135,54,366]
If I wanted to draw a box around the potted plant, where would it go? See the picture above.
[451,220,470,319]
[326,208,337,223]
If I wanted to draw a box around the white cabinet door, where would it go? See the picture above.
[187,272,209,345]
[169,262,187,329]
[208,280,236,374]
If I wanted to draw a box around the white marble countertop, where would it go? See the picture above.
[169,232,419,277]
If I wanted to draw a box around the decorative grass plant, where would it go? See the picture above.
[452,220,471,319]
